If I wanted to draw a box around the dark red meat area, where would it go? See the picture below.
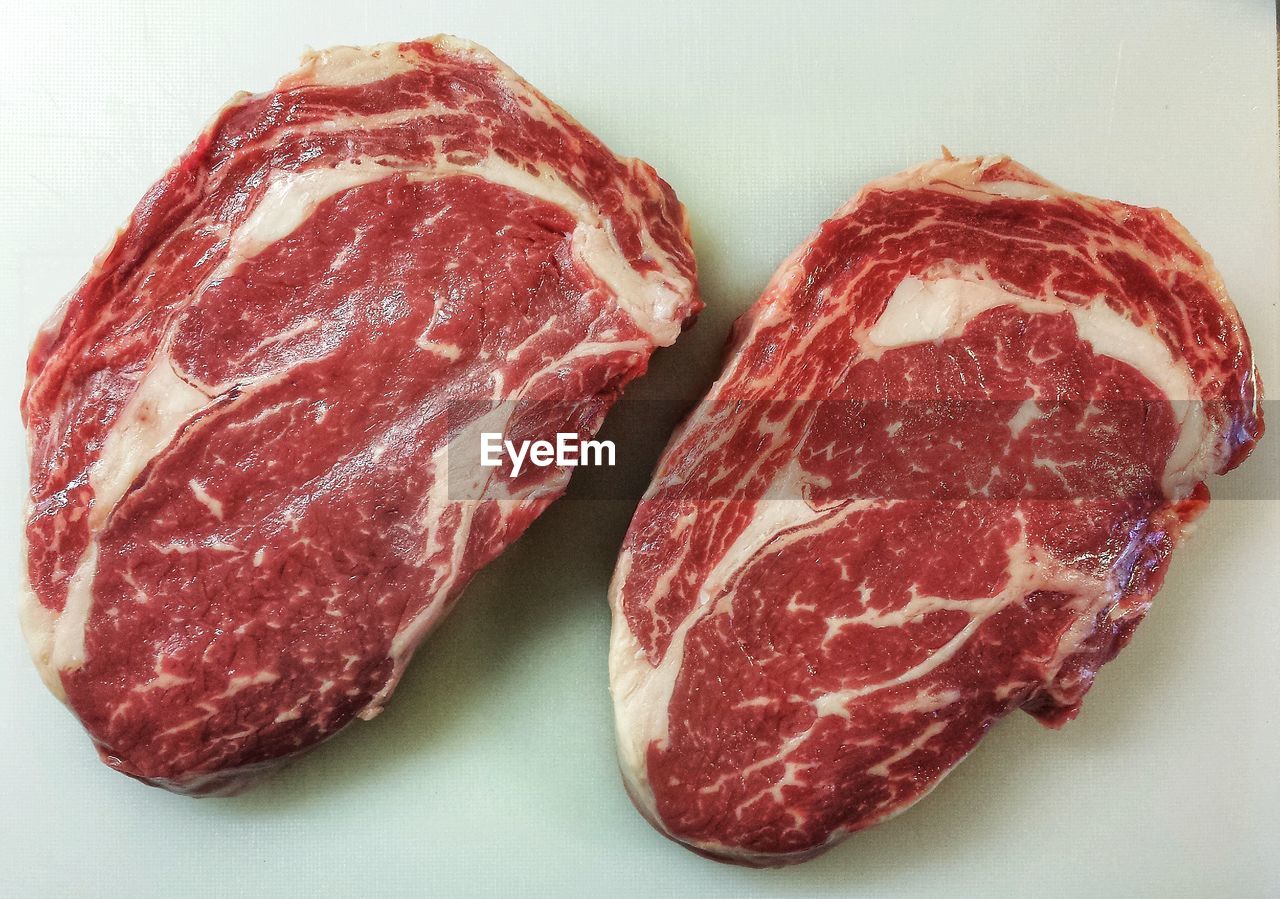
[643,308,1186,856]
[64,175,645,782]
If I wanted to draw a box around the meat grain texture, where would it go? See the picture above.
[21,37,699,794]
[609,155,1262,865]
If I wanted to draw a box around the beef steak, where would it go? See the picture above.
[608,155,1261,864]
[21,37,699,794]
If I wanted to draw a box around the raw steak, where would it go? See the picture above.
[609,155,1261,865]
[21,37,698,794]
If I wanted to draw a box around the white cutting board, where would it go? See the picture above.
[2,2,1277,896]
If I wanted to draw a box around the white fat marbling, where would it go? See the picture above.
[45,356,211,674]
[867,275,1208,496]
[225,155,688,345]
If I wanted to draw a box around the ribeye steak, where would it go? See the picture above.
[609,155,1261,864]
[21,37,698,793]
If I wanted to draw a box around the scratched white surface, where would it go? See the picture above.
[1,1,1278,896]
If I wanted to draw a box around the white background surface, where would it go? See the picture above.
[2,1,1278,896]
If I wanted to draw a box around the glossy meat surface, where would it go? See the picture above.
[609,156,1261,864]
[21,37,698,793]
